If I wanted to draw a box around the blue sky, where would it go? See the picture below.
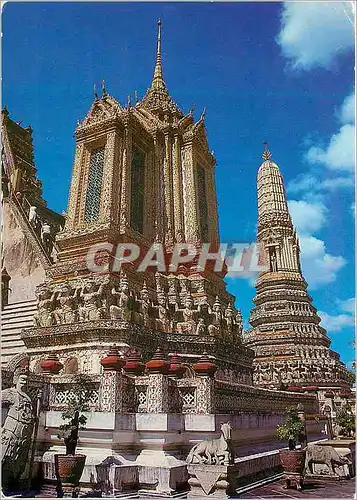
[2,2,355,365]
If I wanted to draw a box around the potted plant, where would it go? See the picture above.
[276,406,306,488]
[55,374,93,493]
[335,404,356,438]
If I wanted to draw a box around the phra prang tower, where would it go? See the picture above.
[244,145,350,390]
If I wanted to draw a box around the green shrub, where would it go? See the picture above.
[276,406,305,450]
[336,404,356,437]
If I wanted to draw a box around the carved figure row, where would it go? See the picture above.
[34,277,243,338]
[254,359,346,384]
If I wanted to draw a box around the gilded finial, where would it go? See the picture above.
[151,19,166,90]
[189,103,196,117]
[94,84,99,100]
[102,80,108,98]
[262,141,272,161]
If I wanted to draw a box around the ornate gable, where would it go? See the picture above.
[191,118,214,161]
[141,87,183,118]
[77,95,123,129]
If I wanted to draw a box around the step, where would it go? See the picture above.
[1,326,29,335]
[3,300,37,311]
[2,314,36,324]
[1,326,23,334]
[2,315,36,326]
[1,329,31,339]
[1,340,25,350]
[0,345,27,357]
[2,305,37,316]
[1,332,26,341]
[2,320,34,330]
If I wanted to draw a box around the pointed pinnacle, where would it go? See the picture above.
[94,84,99,100]
[151,19,166,90]
[262,141,272,161]
[102,80,108,98]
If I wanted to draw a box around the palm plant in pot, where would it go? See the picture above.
[276,406,306,485]
[55,374,93,493]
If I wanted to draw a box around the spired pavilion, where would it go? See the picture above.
[1,20,352,496]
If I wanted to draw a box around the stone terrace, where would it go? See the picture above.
[239,477,355,499]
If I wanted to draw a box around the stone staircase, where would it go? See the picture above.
[1,299,37,368]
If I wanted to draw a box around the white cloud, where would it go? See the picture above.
[318,311,354,332]
[299,235,346,289]
[306,91,355,173]
[319,296,355,332]
[321,176,354,190]
[338,297,355,314]
[288,173,354,194]
[306,123,355,173]
[276,5,353,296]
[288,174,318,194]
[286,199,346,289]
[277,2,354,70]
[339,92,355,124]
[288,199,326,233]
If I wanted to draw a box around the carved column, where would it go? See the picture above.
[280,238,289,270]
[182,140,199,244]
[120,127,131,233]
[99,371,134,413]
[195,377,215,414]
[65,142,85,230]
[276,242,283,271]
[206,164,219,248]
[100,131,118,224]
[154,134,164,241]
[146,374,170,413]
[172,134,183,240]
[77,146,91,225]
[163,132,174,241]
[145,149,155,240]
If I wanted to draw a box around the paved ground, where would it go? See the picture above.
[239,477,356,499]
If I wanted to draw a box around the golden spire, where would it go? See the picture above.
[262,141,272,161]
[151,19,166,90]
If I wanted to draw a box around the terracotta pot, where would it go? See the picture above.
[100,347,125,371]
[279,449,306,474]
[168,353,186,378]
[124,348,145,376]
[305,386,318,392]
[192,353,217,377]
[40,354,63,374]
[54,454,86,486]
[286,386,302,392]
[145,347,169,374]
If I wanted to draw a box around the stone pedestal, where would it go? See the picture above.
[137,451,188,496]
[96,456,138,495]
[187,464,239,499]
[283,471,303,491]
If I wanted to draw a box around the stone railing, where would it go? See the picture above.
[43,370,318,416]
[214,381,318,414]
[47,374,101,411]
